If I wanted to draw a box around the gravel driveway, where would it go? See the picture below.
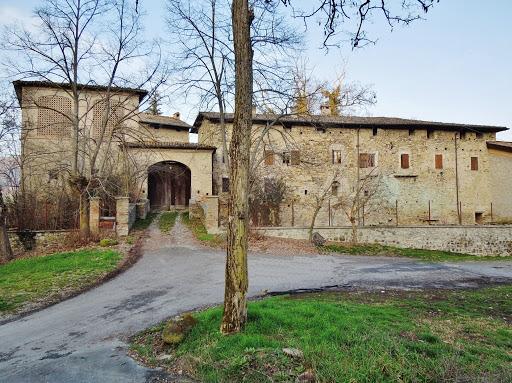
[1,218,511,383]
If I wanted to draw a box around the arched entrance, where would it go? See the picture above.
[148,161,191,210]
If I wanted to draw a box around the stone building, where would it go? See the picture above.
[14,80,512,232]
[193,112,511,227]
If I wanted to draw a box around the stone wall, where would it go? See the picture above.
[198,117,504,228]
[254,225,512,257]
[488,148,512,223]
[8,230,74,252]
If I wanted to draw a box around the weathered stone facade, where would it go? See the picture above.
[194,112,510,227]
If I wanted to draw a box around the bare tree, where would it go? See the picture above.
[0,91,19,261]
[221,0,434,333]
[4,0,165,238]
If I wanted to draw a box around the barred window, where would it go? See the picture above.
[37,96,72,137]
[92,100,124,138]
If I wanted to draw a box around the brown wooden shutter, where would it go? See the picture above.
[435,154,443,169]
[264,150,274,165]
[471,157,478,171]
[359,153,369,168]
[290,150,300,165]
[400,153,410,169]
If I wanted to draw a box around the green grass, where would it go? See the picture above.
[132,212,158,231]
[322,242,508,262]
[131,286,512,383]
[181,212,224,246]
[158,212,178,233]
[0,249,121,313]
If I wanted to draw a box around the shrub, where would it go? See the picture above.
[99,238,118,247]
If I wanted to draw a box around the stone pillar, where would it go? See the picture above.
[90,197,100,236]
[116,197,130,236]
[203,196,220,234]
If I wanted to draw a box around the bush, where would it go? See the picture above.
[99,238,118,247]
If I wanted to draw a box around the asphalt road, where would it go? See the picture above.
[1,219,511,383]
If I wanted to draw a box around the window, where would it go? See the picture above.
[427,129,434,139]
[400,153,410,169]
[332,150,343,164]
[435,154,443,169]
[222,177,229,192]
[290,150,300,165]
[471,157,478,171]
[372,127,378,136]
[408,129,415,136]
[359,153,376,168]
[92,100,124,138]
[282,151,290,165]
[460,131,467,140]
[37,96,72,137]
[264,150,274,165]
[331,181,340,196]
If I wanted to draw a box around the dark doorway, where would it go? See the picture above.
[148,161,191,210]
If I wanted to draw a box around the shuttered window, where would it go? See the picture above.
[471,157,478,171]
[264,150,274,165]
[290,150,300,166]
[359,153,375,168]
[400,153,410,169]
[435,154,443,169]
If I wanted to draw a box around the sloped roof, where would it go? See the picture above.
[139,113,192,130]
[123,141,215,151]
[487,141,512,153]
[192,112,508,134]
[13,80,148,104]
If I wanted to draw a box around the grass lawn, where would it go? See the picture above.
[181,212,224,247]
[158,212,179,233]
[322,242,509,262]
[0,249,121,313]
[131,286,512,383]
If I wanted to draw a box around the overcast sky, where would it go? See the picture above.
[1,0,510,140]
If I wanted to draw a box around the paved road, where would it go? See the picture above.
[1,218,511,383]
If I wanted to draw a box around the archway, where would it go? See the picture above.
[148,161,191,210]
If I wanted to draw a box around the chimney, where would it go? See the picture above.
[173,112,180,119]
[320,104,330,116]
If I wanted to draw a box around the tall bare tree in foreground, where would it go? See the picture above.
[220,0,435,333]
[4,0,164,238]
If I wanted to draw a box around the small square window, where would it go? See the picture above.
[332,150,343,164]
[471,157,478,171]
[400,153,410,169]
[331,181,340,196]
[435,154,443,169]
[359,153,375,168]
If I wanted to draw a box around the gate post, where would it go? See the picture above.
[116,197,130,236]
[90,197,100,236]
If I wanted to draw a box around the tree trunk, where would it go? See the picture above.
[79,192,90,239]
[0,188,13,262]
[220,0,253,335]
[308,205,321,242]
[350,217,358,244]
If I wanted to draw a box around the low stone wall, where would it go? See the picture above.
[136,199,150,220]
[8,230,74,252]
[253,225,512,257]
[128,204,137,230]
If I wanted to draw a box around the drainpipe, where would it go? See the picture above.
[356,127,361,226]
[454,132,461,224]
